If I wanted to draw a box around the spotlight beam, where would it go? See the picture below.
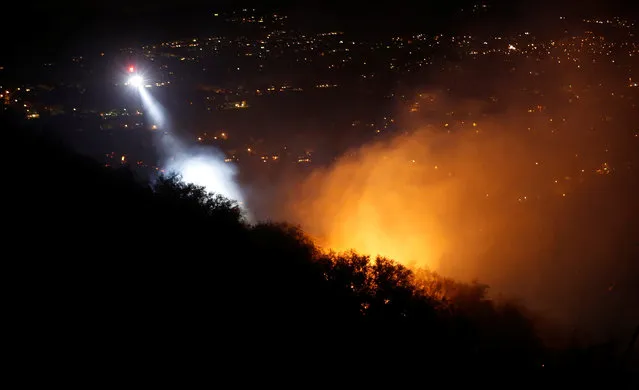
[131,78,250,220]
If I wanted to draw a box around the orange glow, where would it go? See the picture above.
[291,121,562,277]
[240,48,639,341]
[292,146,448,269]
[281,85,639,306]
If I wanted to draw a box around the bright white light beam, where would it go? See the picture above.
[135,80,251,220]
[138,85,166,128]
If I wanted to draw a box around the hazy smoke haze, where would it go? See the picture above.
[275,77,639,339]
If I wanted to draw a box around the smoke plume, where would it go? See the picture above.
[282,85,639,340]
[159,133,250,216]
[138,85,250,217]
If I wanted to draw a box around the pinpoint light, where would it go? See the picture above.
[127,74,144,88]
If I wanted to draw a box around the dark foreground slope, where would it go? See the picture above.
[3,119,637,386]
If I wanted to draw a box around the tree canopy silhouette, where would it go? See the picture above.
[3,118,636,385]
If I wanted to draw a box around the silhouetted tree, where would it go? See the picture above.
[2,118,634,384]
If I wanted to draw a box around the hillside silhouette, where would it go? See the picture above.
[3,115,636,385]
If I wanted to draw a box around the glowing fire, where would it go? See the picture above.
[273,71,639,338]
[291,132,453,270]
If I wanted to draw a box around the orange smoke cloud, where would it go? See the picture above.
[282,89,639,337]
[292,123,558,277]
[292,130,452,270]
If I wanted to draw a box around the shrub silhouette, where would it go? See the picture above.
[3,118,636,384]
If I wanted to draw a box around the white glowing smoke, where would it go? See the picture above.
[162,136,247,206]
[135,83,250,220]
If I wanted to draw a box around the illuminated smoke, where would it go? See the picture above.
[136,85,250,220]
[282,88,639,338]
[161,134,249,214]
